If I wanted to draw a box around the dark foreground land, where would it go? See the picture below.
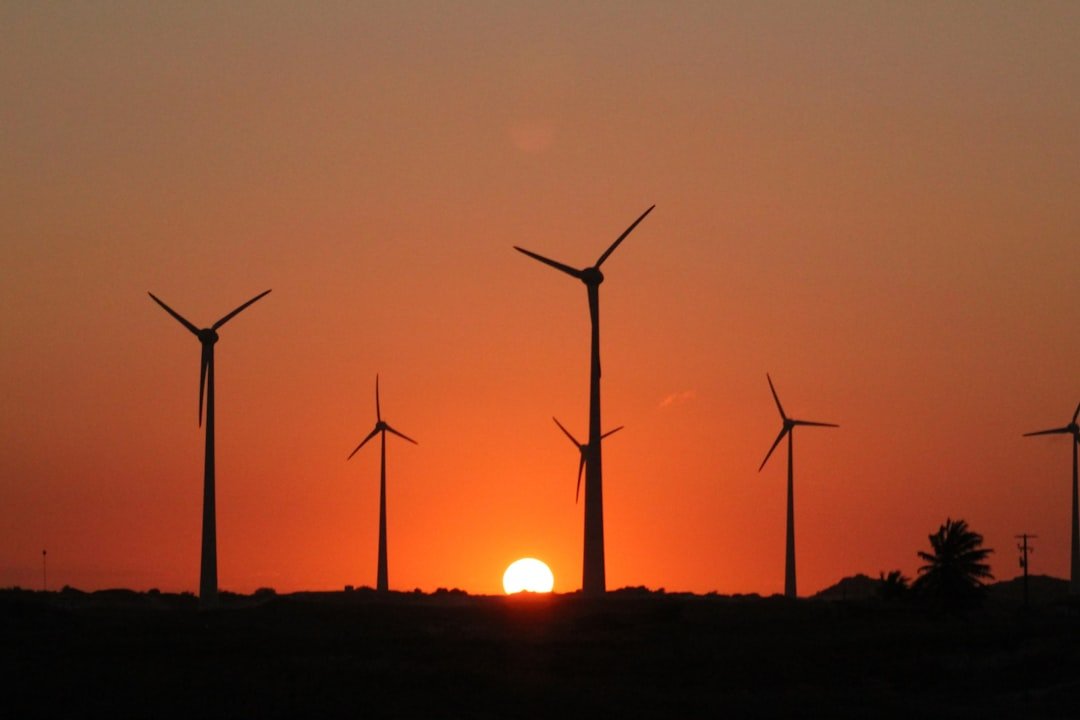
[4,584,1080,718]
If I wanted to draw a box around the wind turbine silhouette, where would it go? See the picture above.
[1024,401,1080,594]
[515,205,654,595]
[758,373,837,599]
[552,417,623,504]
[148,289,271,607]
[347,375,417,593]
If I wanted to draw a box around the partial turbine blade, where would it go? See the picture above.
[766,373,787,420]
[148,292,200,336]
[385,424,418,445]
[347,427,381,459]
[576,454,586,504]
[595,205,655,268]
[513,246,584,280]
[198,346,210,427]
[375,374,381,422]
[1023,427,1071,437]
[212,289,272,330]
[600,425,624,440]
[793,420,839,428]
[759,427,789,472]
[1073,401,1080,425]
[553,417,581,447]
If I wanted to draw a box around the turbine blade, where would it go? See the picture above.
[513,246,584,280]
[1073,401,1080,425]
[148,292,200,336]
[793,420,839,428]
[212,289,272,330]
[759,427,789,472]
[385,424,418,445]
[766,373,787,420]
[553,417,581,447]
[576,454,586,504]
[375,374,381,422]
[198,346,209,427]
[347,427,381,459]
[600,425,624,440]
[1023,427,1071,437]
[595,205,655,267]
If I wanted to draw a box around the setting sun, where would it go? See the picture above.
[502,558,555,594]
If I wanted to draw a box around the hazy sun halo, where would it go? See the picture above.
[502,558,554,594]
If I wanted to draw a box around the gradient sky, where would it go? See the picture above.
[3,2,1078,596]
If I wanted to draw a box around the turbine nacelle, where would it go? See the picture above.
[580,267,604,286]
[197,328,220,345]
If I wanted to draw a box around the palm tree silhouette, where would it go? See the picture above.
[878,569,910,601]
[914,517,994,609]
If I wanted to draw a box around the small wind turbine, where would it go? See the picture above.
[1024,401,1080,594]
[347,375,417,593]
[515,205,654,595]
[758,373,837,599]
[149,289,271,607]
[552,417,623,504]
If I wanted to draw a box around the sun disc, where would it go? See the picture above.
[503,558,554,594]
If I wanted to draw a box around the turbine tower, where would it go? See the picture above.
[515,205,654,595]
[758,373,837,599]
[552,417,623,504]
[1024,401,1080,594]
[347,375,417,593]
[148,289,271,607]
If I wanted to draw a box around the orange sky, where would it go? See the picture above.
[2,2,1078,596]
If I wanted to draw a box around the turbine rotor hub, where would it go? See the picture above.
[198,328,219,344]
[581,267,604,286]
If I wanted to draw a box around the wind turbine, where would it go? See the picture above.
[347,375,417,593]
[552,417,623,504]
[758,373,837,599]
[148,289,271,607]
[515,204,654,595]
[1024,401,1080,594]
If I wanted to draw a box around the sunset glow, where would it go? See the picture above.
[2,4,1078,598]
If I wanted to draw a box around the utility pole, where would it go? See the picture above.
[42,549,47,592]
[1016,534,1037,609]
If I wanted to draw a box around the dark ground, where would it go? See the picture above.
[4,583,1080,718]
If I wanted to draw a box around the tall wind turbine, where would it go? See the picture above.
[515,205,654,595]
[552,417,623,504]
[758,373,837,599]
[347,375,417,593]
[1024,401,1080,594]
[148,289,271,607]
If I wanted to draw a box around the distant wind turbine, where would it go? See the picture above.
[515,205,654,595]
[758,373,837,599]
[1024,401,1080,594]
[148,289,271,607]
[552,417,623,504]
[347,375,417,593]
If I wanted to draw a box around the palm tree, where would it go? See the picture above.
[914,517,994,609]
[878,569,910,601]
